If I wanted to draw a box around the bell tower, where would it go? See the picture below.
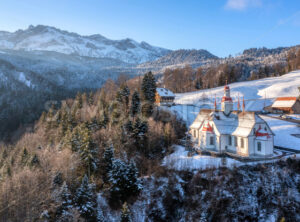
[221,81,233,115]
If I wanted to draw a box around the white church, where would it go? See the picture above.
[190,83,274,158]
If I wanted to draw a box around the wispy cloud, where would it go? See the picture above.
[225,0,262,11]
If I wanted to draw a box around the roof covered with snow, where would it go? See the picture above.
[156,88,175,97]
[271,97,298,108]
[191,109,270,137]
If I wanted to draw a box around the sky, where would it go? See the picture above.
[0,0,299,57]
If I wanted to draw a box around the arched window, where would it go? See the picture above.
[241,138,244,148]
[229,136,232,146]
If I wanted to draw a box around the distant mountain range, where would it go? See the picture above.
[0,25,170,64]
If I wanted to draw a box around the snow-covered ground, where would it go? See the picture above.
[175,70,300,112]
[260,115,300,150]
[162,145,289,171]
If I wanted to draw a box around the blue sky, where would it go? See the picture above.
[0,0,299,57]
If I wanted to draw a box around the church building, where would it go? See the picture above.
[190,83,274,158]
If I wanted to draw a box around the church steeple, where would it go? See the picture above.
[221,81,233,115]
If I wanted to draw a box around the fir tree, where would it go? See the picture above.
[130,91,140,118]
[132,118,148,151]
[103,144,114,182]
[141,71,156,103]
[121,202,132,222]
[56,182,73,220]
[127,160,142,195]
[109,159,142,202]
[79,125,98,178]
[116,84,130,112]
[75,175,97,221]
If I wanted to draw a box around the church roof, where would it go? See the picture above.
[191,109,272,137]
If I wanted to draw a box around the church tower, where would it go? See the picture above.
[221,82,233,115]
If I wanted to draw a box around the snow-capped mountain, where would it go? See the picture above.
[0,25,170,64]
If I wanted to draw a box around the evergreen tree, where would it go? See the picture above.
[116,84,130,112]
[79,125,98,178]
[56,182,73,220]
[75,175,97,221]
[141,71,156,103]
[127,160,142,195]
[121,202,132,222]
[103,144,114,182]
[109,159,142,202]
[130,91,140,118]
[132,118,148,151]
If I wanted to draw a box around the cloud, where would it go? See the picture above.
[225,0,262,11]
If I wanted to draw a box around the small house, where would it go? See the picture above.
[271,97,300,114]
[155,88,175,106]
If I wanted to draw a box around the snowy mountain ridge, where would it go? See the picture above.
[0,25,170,64]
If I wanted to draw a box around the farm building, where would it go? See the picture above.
[190,83,274,158]
[270,97,300,114]
[155,88,175,106]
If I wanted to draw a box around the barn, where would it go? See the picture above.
[271,97,300,114]
[155,88,175,106]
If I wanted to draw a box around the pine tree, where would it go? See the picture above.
[75,175,97,221]
[116,84,130,113]
[127,160,142,196]
[141,72,156,103]
[103,144,114,182]
[121,202,132,222]
[132,118,148,151]
[130,91,140,118]
[109,159,142,202]
[56,182,73,220]
[79,125,98,178]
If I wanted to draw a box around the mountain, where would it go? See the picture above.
[137,49,218,73]
[0,25,170,64]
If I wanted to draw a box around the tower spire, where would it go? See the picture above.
[221,82,233,115]
[214,94,217,110]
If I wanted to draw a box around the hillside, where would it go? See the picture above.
[0,73,299,222]
[175,70,300,110]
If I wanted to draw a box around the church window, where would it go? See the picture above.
[257,142,261,151]
[210,136,214,145]
[229,136,232,146]
[234,136,237,146]
[241,138,244,148]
